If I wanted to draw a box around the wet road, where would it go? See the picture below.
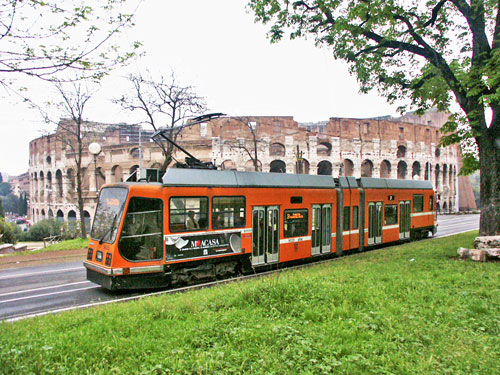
[0,214,480,321]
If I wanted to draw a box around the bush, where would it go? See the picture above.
[0,218,17,244]
[25,219,63,241]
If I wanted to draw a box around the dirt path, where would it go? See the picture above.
[0,248,87,270]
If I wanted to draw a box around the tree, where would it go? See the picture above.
[0,182,11,196]
[116,71,208,171]
[0,0,140,86]
[0,172,3,183]
[40,81,103,238]
[0,198,4,218]
[220,117,263,171]
[249,0,500,236]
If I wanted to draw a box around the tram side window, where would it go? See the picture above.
[343,206,350,231]
[284,209,308,238]
[430,195,434,211]
[212,196,246,229]
[352,206,359,230]
[169,197,208,232]
[384,205,398,225]
[413,194,424,213]
[118,197,163,261]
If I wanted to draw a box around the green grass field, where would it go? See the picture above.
[6,238,89,257]
[1,231,499,374]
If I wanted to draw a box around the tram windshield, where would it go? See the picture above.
[91,187,128,244]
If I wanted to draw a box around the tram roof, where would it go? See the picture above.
[359,177,434,190]
[162,169,337,189]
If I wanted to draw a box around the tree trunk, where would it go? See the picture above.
[478,123,500,236]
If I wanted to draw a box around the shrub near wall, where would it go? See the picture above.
[0,218,17,244]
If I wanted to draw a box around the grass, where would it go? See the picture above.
[2,238,89,257]
[1,231,499,374]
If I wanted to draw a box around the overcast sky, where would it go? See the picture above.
[0,0,401,177]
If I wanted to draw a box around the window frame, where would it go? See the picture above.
[284,208,309,238]
[118,196,164,262]
[211,195,246,230]
[169,196,209,233]
[384,204,398,225]
[413,194,424,213]
[343,206,350,231]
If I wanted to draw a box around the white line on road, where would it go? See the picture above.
[0,285,101,305]
[0,281,92,298]
[0,267,84,281]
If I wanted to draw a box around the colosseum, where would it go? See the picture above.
[28,110,472,228]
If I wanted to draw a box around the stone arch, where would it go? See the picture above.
[397,145,407,158]
[46,171,52,191]
[435,164,441,188]
[39,171,45,194]
[96,167,106,190]
[342,159,354,177]
[67,168,75,191]
[412,161,421,179]
[302,159,310,174]
[128,165,139,182]
[68,210,77,222]
[41,209,46,220]
[361,159,373,177]
[443,164,448,186]
[435,148,441,158]
[57,209,64,222]
[111,165,123,183]
[81,167,90,190]
[397,160,408,179]
[443,201,448,212]
[130,147,140,158]
[269,142,286,157]
[221,160,236,170]
[55,169,63,197]
[317,160,332,176]
[48,209,54,219]
[270,159,286,173]
[380,160,391,178]
[424,162,432,180]
[83,210,91,232]
[244,159,262,172]
[317,142,332,156]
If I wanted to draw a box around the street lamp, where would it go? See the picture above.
[88,142,102,193]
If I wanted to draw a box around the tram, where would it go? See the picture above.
[84,168,437,290]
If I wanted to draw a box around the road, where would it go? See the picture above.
[0,214,480,321]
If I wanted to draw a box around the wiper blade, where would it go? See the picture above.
[99,214,117,245]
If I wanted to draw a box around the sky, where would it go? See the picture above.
[0,0,401,177]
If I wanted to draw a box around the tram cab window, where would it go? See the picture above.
[384,205,398,225]
[169,197,208,232]
[413,194,424,213]
[352,206,359,230]
[118,197,163,261]
[212,196,245,229]
[343,206,350,231]
[284,209,308,238]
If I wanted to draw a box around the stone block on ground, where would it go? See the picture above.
[13,244,27,252]
[0,244,14,255]
[474,236,500,250]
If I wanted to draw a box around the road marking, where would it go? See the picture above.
[0,281,91,298]
[0,285,100,305]
[0,267,83,281]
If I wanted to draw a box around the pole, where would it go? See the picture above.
[94,155,98,193]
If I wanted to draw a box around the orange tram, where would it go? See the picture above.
[84,169,437,290]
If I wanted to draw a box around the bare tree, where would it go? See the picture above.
[0,0,140,86]
[39,81,102,238]
[221,117,263,172]
[116,71,207,171]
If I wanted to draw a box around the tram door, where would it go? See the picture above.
[311,204,332,255]
[368,202,383,245]
[399,200,411,239]
[252,206,280,265]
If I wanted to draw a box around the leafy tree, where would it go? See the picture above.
[0,172,3,183]
[1,193,18,214]
[0,217,16,244]
[0,0,140,86]
[0,198,4,218]
[249,0,500,236]
[0,182,11,196]
[116,71,208,171]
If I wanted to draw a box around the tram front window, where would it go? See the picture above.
[118,197,163,261]
[91,187,128,244]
